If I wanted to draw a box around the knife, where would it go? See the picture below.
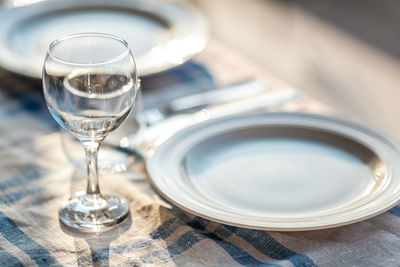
[166,79,267,114]
[142,79,268,126]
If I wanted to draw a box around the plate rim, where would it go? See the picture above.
[0,0,209,78]
[146,112,400,231]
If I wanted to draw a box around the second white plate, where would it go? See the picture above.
[146,112,400,231]
[0,0,209,78]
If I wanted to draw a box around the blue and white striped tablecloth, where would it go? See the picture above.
[0,53,399,267]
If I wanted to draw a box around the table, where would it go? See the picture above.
[0,40,399,266]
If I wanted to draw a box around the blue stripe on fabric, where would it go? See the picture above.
[174,61,214,86]
[4,91,45,113]
[0,168,45,191]
[206,232,279,266]
[17,96,43,112]
[0,247,24,267]
[223,225,316,267]
[139,230,203,264]
[150,217,184,240]
[146,61,214,86]
[140,216,279,266]
[164,230,203,257]
[0,108,58,130]
[0,90,59,128]
[0,186,44,205]
[91,247,109,264]
[0,212,62,267]
[389,205,400,217]
[188,218,280,266]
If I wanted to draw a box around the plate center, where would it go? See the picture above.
[184,130,381,218]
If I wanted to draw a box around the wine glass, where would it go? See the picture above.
[42,33,138,231]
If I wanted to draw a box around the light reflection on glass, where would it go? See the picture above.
[12,0,45,6]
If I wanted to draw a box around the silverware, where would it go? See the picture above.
[142,79,268,126]
[131,87,299,152]
[167,79,267,114]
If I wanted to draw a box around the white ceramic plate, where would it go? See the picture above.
[0,0,208,78]
[146,112,400,231]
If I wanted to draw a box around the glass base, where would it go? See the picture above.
[59,191,130,232]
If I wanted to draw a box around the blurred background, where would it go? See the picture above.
[2,0,400,138]
[189,0,400,138]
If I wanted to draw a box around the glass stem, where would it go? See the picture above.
[84,141,101,196]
